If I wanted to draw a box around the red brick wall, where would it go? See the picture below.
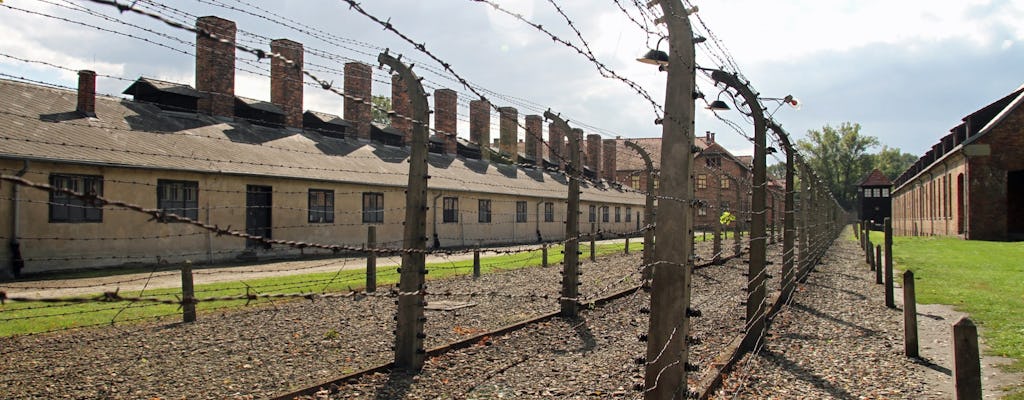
[524,115,543,162]
[390,73,412,144]
[270,39,303,129]
[469,100,491,158]
[586,134,601,178]
[968,102,1024,239]
[343,62,372,140]
[433,88,458,154]
[195,16,236,118]
[602,139,616,182]
[76,70,96,116]
[547,121,565,169]
[498,107,518,162]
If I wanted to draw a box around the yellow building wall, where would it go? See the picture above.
[1,160,642,274]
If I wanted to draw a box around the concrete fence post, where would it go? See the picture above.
[366,226,377,293]
[903,270,919,358]
[381,52,430,371]
[953,317,982,400]
[181,261,196,323]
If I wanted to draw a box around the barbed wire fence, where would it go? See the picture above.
[0,1,847,399]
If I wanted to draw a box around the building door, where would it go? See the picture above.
[1008,170,1024,239]
[956,174,965,234]
[246,185,272,248]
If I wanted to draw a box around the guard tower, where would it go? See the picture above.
[858,169,892,229]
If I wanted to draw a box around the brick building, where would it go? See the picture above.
[891,84,1024,240]
[613,133,784,232]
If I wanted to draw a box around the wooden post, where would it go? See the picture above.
[869,239,876,271]
[381,52,429,371]
[875,243,883,284]
[903,270,919,358]
[953,317,982,400]
[883,244,894,308]
[366,226,377,293]
[181,261,196,323]
[590,222,597,262]
[473,245,481,278]
[884,218,894,289]
[624,237,630,254]
[542,243,548,268]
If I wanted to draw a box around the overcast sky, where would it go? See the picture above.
[1,0,1021,162]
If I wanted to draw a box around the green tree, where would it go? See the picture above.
[797,122,878,210]
[871,145,917,181]
[371,95,391,125]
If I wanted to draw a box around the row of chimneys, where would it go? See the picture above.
[74,15,620,182]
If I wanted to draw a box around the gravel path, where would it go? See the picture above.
[710,232,1024,399]
[12,231,1012,400]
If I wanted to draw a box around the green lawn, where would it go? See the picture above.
[0,241,641,337]
[860,229,1024,376]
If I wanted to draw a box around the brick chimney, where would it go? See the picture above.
[434,88,458,155]
[570,128,584,171]
[270,39,303,129]
[343,62,372,140]
[524,115,543,162]
[499,107,518,163]
[586,134,602,178]
[602,138,617,182]
[706,130,715,143]
[195,16,236,119]
[76,70,96,117]
[390,73,412,145]
[548,121,565,170]
[469,99,491,160]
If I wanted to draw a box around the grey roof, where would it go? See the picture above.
[304,110,353,128]
[122,77,204,98]
[0,78,643,205]
[236,96,285,115]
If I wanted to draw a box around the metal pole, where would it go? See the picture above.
[644,1,696,398]
[380,52,430,371]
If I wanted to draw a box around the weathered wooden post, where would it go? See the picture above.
[366,226,377,293]
[624,236,630,254]
[953,317,982,400]
[473,245,481,278]
[545,112,579,318]
[875,243,883,284]
[883,244,894,308]
[590,222,597,262]
[884,217,894,287]
[381,52,430,371]
[542,243,548,268]
[903,270,919,358]
[181,261,196,323]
